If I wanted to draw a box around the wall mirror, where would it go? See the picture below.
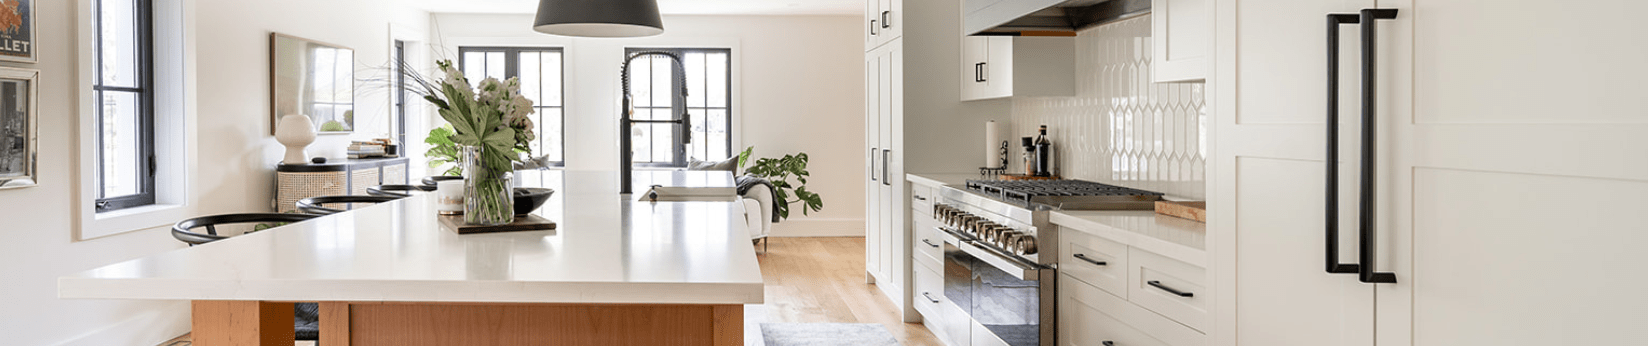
[270,33,354,134]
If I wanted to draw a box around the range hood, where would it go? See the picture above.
[965,0,1150,36]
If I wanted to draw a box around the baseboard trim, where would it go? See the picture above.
[771,218,864,237]
[54,301,189,346]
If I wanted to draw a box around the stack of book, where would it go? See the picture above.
[348,139,397,159]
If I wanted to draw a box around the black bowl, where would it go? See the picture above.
[513,187,555,216]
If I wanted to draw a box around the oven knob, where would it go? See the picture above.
[985,227,1007,243]
[997,231,1022,248]
[969,220,990,236]
[1016,235,1039,255]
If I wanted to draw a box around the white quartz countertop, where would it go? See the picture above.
[906,173,983,187]
[59,171,764,305]
[1050,210,1208,267]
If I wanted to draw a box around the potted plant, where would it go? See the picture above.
[737,147,824,220]
[405,60,536,225]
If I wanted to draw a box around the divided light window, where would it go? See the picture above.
[458,47,564,166]
[625,48,732,167]
[92,0,155,212]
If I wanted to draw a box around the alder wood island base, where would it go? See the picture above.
[60,172,762,346]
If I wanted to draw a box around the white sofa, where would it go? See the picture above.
[739,183,774,252]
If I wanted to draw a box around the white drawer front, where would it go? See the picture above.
[915,260,945,325]
[913,215,944,269]
[911,183,935,212]
[1061,273,1204,346]
[1128,247,1209,332]
[1060,227,1129,297]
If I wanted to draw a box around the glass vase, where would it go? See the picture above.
[461,145,515,225]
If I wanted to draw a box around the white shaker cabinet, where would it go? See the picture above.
[865,0,904,51]
[865,41,906,310]
[1212,0,1648,345]
[1151,0,1207,82]
[959,36,1074,101]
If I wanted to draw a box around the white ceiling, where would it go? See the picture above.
[405,0,862,16]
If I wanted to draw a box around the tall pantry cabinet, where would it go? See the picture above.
[864,0,909,318]
[1212,0,1648,345]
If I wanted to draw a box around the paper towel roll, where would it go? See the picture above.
[985,120,1005,168]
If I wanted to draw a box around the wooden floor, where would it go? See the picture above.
[163,237,939,346]
[747,237,941,345]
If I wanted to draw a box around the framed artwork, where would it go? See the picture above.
[270,33,354,135]
[0,67,36,189]
[0,0,32,63]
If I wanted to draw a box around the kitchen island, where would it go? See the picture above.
[58,171,762,346]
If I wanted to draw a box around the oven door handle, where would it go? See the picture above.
[942,228,1044,281]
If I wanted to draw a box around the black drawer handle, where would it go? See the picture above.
[922,239,940,248]
[914,195,927,201]
[1073,253,1106,266]
[1103,342,1115,346]
[923,292,940,303]
[1147,280,1194,297]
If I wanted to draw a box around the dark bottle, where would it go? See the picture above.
[1034,125,1054,177]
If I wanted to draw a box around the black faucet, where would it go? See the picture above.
[619,51,690,194]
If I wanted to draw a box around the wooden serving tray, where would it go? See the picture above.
[1154,201,1207,223]
[439,214,558,234]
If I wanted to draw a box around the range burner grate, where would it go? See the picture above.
[963,179,1164,209]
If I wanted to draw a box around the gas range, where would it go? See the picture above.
[931,179,1164,346]
[963,179,1165,210]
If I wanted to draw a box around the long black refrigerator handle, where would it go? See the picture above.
[1357,8,1398,284]
[1324,13,1361,275]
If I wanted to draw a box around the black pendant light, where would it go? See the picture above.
[533,0,665,38]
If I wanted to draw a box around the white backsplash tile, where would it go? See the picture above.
[1009,15,1207,199]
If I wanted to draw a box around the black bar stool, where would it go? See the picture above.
[367,184,434,198]
[171,213,320,246]
[170,212,325,343]
[295,195,401,215]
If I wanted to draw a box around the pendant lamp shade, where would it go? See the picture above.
[533,0,665,38]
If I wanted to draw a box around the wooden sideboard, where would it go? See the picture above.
[275,157,409,213]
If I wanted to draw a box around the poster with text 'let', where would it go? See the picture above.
[0,0,31,63]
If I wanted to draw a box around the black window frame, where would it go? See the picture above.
[457,46,565,167]
[393,40,407,149]
[91,0,156,212]
[623,47,733,168]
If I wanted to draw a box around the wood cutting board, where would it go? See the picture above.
[1154,201,1207,223]
[439,214,558,234]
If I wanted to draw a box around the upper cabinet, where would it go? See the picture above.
[1151,0,1207,82]
[865,0,905,51]
[960,36,1075,101]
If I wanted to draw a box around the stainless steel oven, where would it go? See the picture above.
[936,187,1056,346]
[935,180,1161,346]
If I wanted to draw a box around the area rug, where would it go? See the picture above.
[760,323,901,346]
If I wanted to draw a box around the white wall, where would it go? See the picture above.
[431,14,867,237]
[0,1,428,344]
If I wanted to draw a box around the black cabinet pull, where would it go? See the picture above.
[1355,8,1398,284]
[914,195,927,201]
[870,20,878,36]
[974,63,985,83]
[1073,253,1106,266]
[923,239,940,248]
[1102,342,1115,346]
[979,62,988,82]
[1323,13,1361,276]
[923,292,940,303]
[1147,280,1194,297]
[882,149,891,186]
[882,11,891,28]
